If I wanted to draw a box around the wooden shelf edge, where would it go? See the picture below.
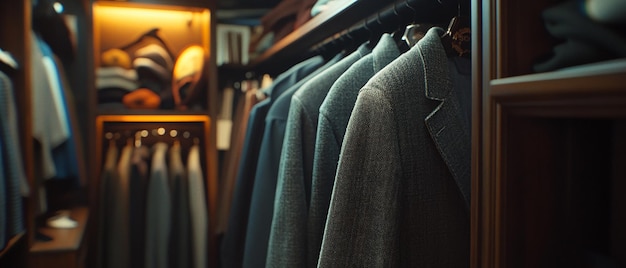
[30,207,89,253]
[97,109,211,116]
[0,232,26,258]
[489,59,626,99]
[491,59,626,87]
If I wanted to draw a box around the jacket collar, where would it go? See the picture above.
[419,28,471,208]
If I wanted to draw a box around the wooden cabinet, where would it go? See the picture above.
[472,0,626,267]
[29,207,89,268]
[86,0,219,266]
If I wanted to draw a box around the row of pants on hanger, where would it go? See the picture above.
[98,131,208,268]
[217,23,472,267]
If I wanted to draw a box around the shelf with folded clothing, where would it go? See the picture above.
[472,0,626,267]
[222,0,458,76]
[92,1,215,112]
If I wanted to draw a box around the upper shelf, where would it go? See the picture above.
[225,0,457,76]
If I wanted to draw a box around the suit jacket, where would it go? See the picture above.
[309,34,400,267]
[220,55,325,268]
[242,53,344,268]
[266,43,371,268]
[318,27,471,267]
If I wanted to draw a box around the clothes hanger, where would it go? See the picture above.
[401,0,434,48]
[0,48,19,75]
[440,0,471,58]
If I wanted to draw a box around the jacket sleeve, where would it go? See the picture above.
[318,87,403,267]
[266,98,310,267]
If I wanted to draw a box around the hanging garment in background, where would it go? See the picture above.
[220,55,326,268]
[145,142,171,268]
[31,31,71,181]
[49,56,83,186]
[306,33,402,268]
[188,144,209,268]
[266,42,372,268]
[216,85,260,234]
[97,142,119,268]
[53,55,87,187]
[169,141,191,268]
[242,51,350,268]
[0,70,27,244]
[318,27,471,267]
[111,141,132,268]
[129,145,150,268]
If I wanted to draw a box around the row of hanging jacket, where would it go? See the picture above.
[217,13,472,266]
[98,136,208,268]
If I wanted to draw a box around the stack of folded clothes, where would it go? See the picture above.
[97,28,176,109]
[97,48,139,104]
[172,45,208,110]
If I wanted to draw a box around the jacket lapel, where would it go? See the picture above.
[419,28,471,208]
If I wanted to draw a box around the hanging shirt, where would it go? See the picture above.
[145,142,171,268]
[188,144,208,268]
[0,70,26,247]
[30,31,71,180]
[318,28,471,267]
[0,133,6,250]
[266,43,372,268]
[169,141,191,268]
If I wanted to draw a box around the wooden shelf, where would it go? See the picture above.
[29,207,89,268]
[0,232,26,258]
[489,59,626,107]
[30,207,89,253]
[97,108,210,116]
[225,0,457,75]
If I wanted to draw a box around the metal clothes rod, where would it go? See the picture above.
[312,0,465,55]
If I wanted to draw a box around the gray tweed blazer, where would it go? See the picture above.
[318,27,471,267]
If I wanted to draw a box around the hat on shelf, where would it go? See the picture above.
[101,48,132,69]
[172,45,208,110]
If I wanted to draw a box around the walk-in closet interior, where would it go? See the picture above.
[0,0,625,267]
